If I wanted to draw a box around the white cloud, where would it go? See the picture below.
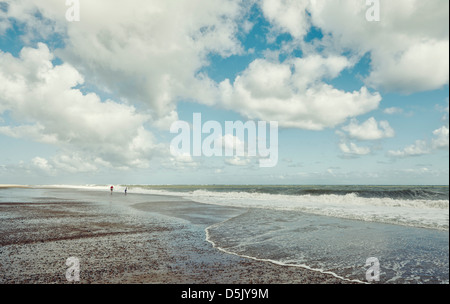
[1,0,447,180]
[0,0,248,129]
[259,0,448,94]
[33,154,107,174]
[2,0,446,137]
[212,134,260,166]
[15,0,247,126]
[366,40,449,94]
[388,140,431,158]
[219,56,381,130]
[342,117,395,140]
[309,0,449,94]
[0,3,9,35]
[436,99,449,122]
[3,0,385,132]
[388,123,448,158]
[384,107,403,115]
[217,134,246,154]
[0,43,162,170]
[169,153,198,168]
[432,125,449,149]
[0,124,58,144]
[339,142,371,156]
[260,0,310,40]
[224,156,252,166]
[32,156,54,174]
[337,117,394,157]
[154,150,201,172]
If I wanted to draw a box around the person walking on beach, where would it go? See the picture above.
[125,187,128,195]
[110,185,114,194]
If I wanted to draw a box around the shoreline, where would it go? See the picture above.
[0,185,31,189]
[0,187,356,284]
[204,219,367,284]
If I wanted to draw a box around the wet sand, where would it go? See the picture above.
[0,187,355,284]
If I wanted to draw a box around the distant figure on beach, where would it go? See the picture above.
[125,187,128,195]
[110,185,114,194]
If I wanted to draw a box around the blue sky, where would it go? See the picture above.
[0,0,448,185]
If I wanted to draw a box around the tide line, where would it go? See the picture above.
[204,214,368,285]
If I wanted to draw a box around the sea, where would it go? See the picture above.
[121,184,449,284]
[1,184,448,284]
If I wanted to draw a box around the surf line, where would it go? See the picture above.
[204,216,368,285]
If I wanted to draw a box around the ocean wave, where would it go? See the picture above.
[134,185,449,200]
[122,187,448,230]
[43,184,449,231]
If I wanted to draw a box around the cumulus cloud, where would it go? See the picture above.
[260,0,310,40]
[216,134,246,155]
[4,0,445,137]
[342,117,395,140]
[224,156,252,166]
[388,140,431,158]
[31,153,106,174]
[338,142,371,156]
[163,153,199,170]
[32,156,54,174]
[1,0,448,180]
[1,0,383,134]
[388,124,448,158]
[0,43,162,171]
[0,0,248,129]
[308,0,449,94]
[219,55,381,130]
[432,125,449,149]
[366,40,449,93]
[337,117,394,156]
[257,0,449,94]
[10,0,249,127]
[0,124,58,144]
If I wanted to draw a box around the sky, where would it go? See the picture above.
[0,0,448,185]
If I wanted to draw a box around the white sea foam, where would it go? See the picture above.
[205,219,368,284]
[34,185,449,230]
[125,187,449,231]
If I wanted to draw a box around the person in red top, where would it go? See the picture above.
[110,185,114,194]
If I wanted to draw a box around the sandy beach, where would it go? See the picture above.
[0,187,353,284]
